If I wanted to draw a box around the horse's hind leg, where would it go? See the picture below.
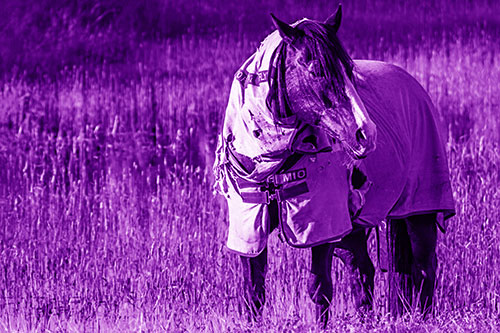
[240,248,268,321]
[406,213,438,317]
[309,243,335,328]
[334,226,375,314]
[388,213,437,317]
[387,218,413,316]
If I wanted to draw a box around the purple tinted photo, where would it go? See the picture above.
[0,1,498,331]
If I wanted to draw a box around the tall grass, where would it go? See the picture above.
[0,1,499,331]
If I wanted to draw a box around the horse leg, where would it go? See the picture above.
[388,214,437,317]
[308,243,335,328]
[239,200,280,322]
[240,248,268,321]
[333,225,375,314]
[388,218,413,315]
[406,213,438,317]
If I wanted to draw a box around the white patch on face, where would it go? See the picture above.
[342,70,369,130]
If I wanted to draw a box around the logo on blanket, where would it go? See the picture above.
[271,168,307,185]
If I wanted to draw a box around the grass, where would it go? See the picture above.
[0,1,499,331]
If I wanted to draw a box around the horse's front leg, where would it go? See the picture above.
[239,199,280,322]
[240,248,268,322]
[334,226,375,314]
[308,243,335,328]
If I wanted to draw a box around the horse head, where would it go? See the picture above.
[271,5,376,159]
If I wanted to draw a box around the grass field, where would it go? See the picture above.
[0,1,499,331]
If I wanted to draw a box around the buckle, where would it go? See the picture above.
[235,70,247,83]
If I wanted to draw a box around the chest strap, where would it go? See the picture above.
[240,182,309,204]
[227,153,308,204]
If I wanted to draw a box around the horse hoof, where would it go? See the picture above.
[316,304,329,329]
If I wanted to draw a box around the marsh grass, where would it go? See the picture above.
[0,2,499,332]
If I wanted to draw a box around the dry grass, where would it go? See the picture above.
[0,3,499,332]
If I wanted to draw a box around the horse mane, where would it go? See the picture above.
[266,19,355,126]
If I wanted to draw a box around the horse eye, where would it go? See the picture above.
[320,92,333,108]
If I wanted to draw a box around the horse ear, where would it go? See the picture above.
[324,4,342,32]
[271,13,299,44]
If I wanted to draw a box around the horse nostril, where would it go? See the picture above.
[356,128,366,143]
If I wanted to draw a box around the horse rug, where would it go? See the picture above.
[352,60,455,229]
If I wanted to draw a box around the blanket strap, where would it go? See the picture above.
[228,152,309,204]
[235,69,270,88]
[240,182,309,204]
[276,182,309,201]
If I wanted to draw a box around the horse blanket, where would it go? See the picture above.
[352,60,455,229]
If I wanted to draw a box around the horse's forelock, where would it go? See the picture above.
[295,20,355,95]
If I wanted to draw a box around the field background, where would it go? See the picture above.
[0,0,499,331]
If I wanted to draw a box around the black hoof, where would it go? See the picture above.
[316,304,329,329]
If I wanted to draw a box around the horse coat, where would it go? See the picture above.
[214,29,353,256]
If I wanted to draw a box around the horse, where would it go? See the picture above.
[213,5,455,327]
